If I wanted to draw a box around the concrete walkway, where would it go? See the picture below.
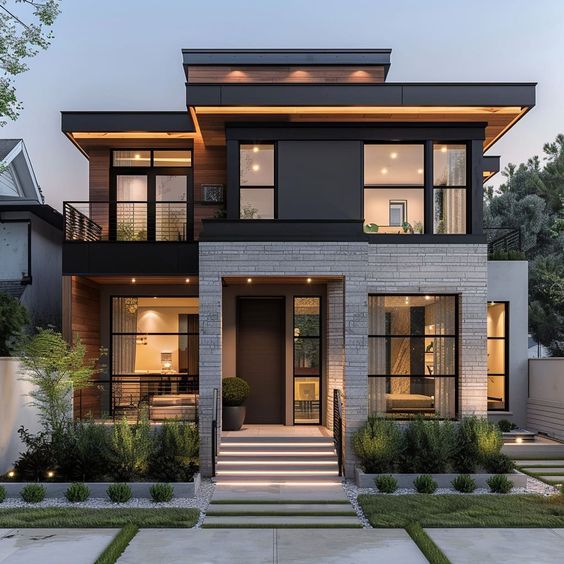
[426,528,564,564]
[0,528,118,564]
[117,528,426,564]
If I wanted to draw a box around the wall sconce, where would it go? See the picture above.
[161,352,173,373]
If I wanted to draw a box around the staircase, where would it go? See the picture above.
[204,432,361,528]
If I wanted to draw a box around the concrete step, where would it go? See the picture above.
[216,454,337,462]
[202,515,362,528]
[213,475,343,485]
[216,462,339,472]
[220,436,334,444]
[219,445,336,455]
[207,503,356,516]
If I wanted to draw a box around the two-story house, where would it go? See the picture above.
[61,49,535,478]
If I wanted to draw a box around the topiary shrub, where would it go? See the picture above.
[222,377,250,406]
[414,474,438,494]
[497,419,517,433]
[401,418,455,473]
[20,483,46,503]
[107,482,132,503]
[148,421,199,482]
[375,474,398,494]
[451,474,477,493]
[150,483,174,503]
[0,485,5,503]
[487,474,513,494]
[352,417,403,473]
[483,452,515,474]
[65,482,90,503]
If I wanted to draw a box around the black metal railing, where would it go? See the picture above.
[485,227,522,255]
[211,387,219,477]
[75,375,199,422]
[64,201,189,242]
[333,389,344,477]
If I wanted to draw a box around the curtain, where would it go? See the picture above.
[432,297,455,418]
[112,297,138,375]
[368,296,387,414]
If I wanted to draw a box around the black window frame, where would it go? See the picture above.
[292,295,322,425]
[368,293,459,420]
[110,148,193,242]
[238,141,277,220]
[487,301,510,412]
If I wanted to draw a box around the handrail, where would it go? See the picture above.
[333,389,344,477]
[485,227,522,254]
[211,387,219,477]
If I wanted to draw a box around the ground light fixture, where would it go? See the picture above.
[516,437,523,444]
[7,471,15,478]
[47,470,55,478]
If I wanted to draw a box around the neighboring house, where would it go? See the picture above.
[0,139,63,330]
[60,49,535,477]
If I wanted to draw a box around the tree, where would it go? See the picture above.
[16,328,98,438]
[0,0,61,125]
[0,292,29,355]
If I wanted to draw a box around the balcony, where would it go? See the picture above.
[485,227,523,257]
[63,201,199,275]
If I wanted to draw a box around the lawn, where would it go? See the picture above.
[358,494,564,528]
[0,507,199,528]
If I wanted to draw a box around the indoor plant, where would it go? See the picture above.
[222,377,250,431]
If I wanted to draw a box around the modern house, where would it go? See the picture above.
[60,49,535,477]
[0,139,63,330]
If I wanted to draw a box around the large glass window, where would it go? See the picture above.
[487,302,508,411]
[368,295,457,418]
[364,144,424,234]
[293,297,321,424]
[239,144,275,219]
[433,144,467,234]
[116,175,148,241]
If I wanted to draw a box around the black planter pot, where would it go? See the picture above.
[222,406,246,431]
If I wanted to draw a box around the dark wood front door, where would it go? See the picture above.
[236,297,285,424]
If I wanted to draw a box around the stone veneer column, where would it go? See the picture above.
[326,280,345,432]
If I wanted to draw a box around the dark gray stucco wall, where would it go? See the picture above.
[277,140,362,220]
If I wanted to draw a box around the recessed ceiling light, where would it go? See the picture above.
[425,295,431,300]
[381,168,388,174]
[390,152,398,159]
[247,278,252,283]
[185,278,190,283]
[441,146,447,153]
[253,146,259,153]
[417,168,423,174]
[153,296,157,300]
[307,277,312,283]
[131,278,136,283]
[134,153,141,159]
[252,164,260,172]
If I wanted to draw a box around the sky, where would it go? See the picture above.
[2,0,564,211]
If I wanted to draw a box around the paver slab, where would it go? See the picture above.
[426,528,564,564]
[0,528,118,564]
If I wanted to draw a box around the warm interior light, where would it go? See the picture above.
[185,278,190,283]
[417,168,423,174]
[516,437,523,444]
[247,278,252,283]
[253,146,259,153]
[441,146,448,153]
[131,278,136,283]
[390,152,398,159]
[307,277,312,283]
[425,295,431,300]
[252,164,260,172]
[381,168,388,174]
[134,153,141,159]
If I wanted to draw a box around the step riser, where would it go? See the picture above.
[217,455,337,462]
[217,464,338,472]
[219,446,336,453]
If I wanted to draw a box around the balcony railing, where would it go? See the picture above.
[485,227,522,255]
[75,374,199,422]
[64,201,189,242]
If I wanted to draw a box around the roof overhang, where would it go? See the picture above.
[61,111,197,156]
[482,155,501,183]
[0,203,63,230]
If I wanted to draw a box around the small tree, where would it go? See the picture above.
[0,292,29,355]
[16,329,98,438]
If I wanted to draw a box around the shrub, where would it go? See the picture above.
[352,417,403,473]
[0,485,5,503]
[452,417,502,473]
[106,417,152,481]
[20,483,46,503]
[107,482,132,503]
[222,377,250,406]
[483,453,515,474]
[401,418,455,473]
[13,427,58,482]
[451,474,477,493]
[0,292,29,356]
[375,474,398,494]
[414,474,438,494]
[58,420,110,482]
[497,419,517,433]
[150,483,174,503]
[487,474,513,494]
[65,482,90,502]
[148,421,199,482]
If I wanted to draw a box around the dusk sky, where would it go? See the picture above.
[3,0,564,210]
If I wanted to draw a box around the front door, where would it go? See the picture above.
[236,297,285,424]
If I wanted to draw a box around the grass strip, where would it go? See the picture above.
[405,522,450,564]
[516,467,564,485]
[202,523,362,529]
[358,494,564,528]
[0,507,199,528]
[95,523,138,564]
[210,499,350,504]
[206,510,356,517]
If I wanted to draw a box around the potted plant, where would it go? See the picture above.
[222,377,250,431]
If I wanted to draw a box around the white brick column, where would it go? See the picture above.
[326,280,344,431]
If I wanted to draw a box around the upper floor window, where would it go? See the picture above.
[112,149,192,168]
[239,143,275,219]
[433,144,467,234]
[364,144,424,234]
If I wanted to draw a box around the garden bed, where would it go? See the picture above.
[355,468,528,489]
[0,473,201,499]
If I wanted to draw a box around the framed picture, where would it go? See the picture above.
[389,200,407,226]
